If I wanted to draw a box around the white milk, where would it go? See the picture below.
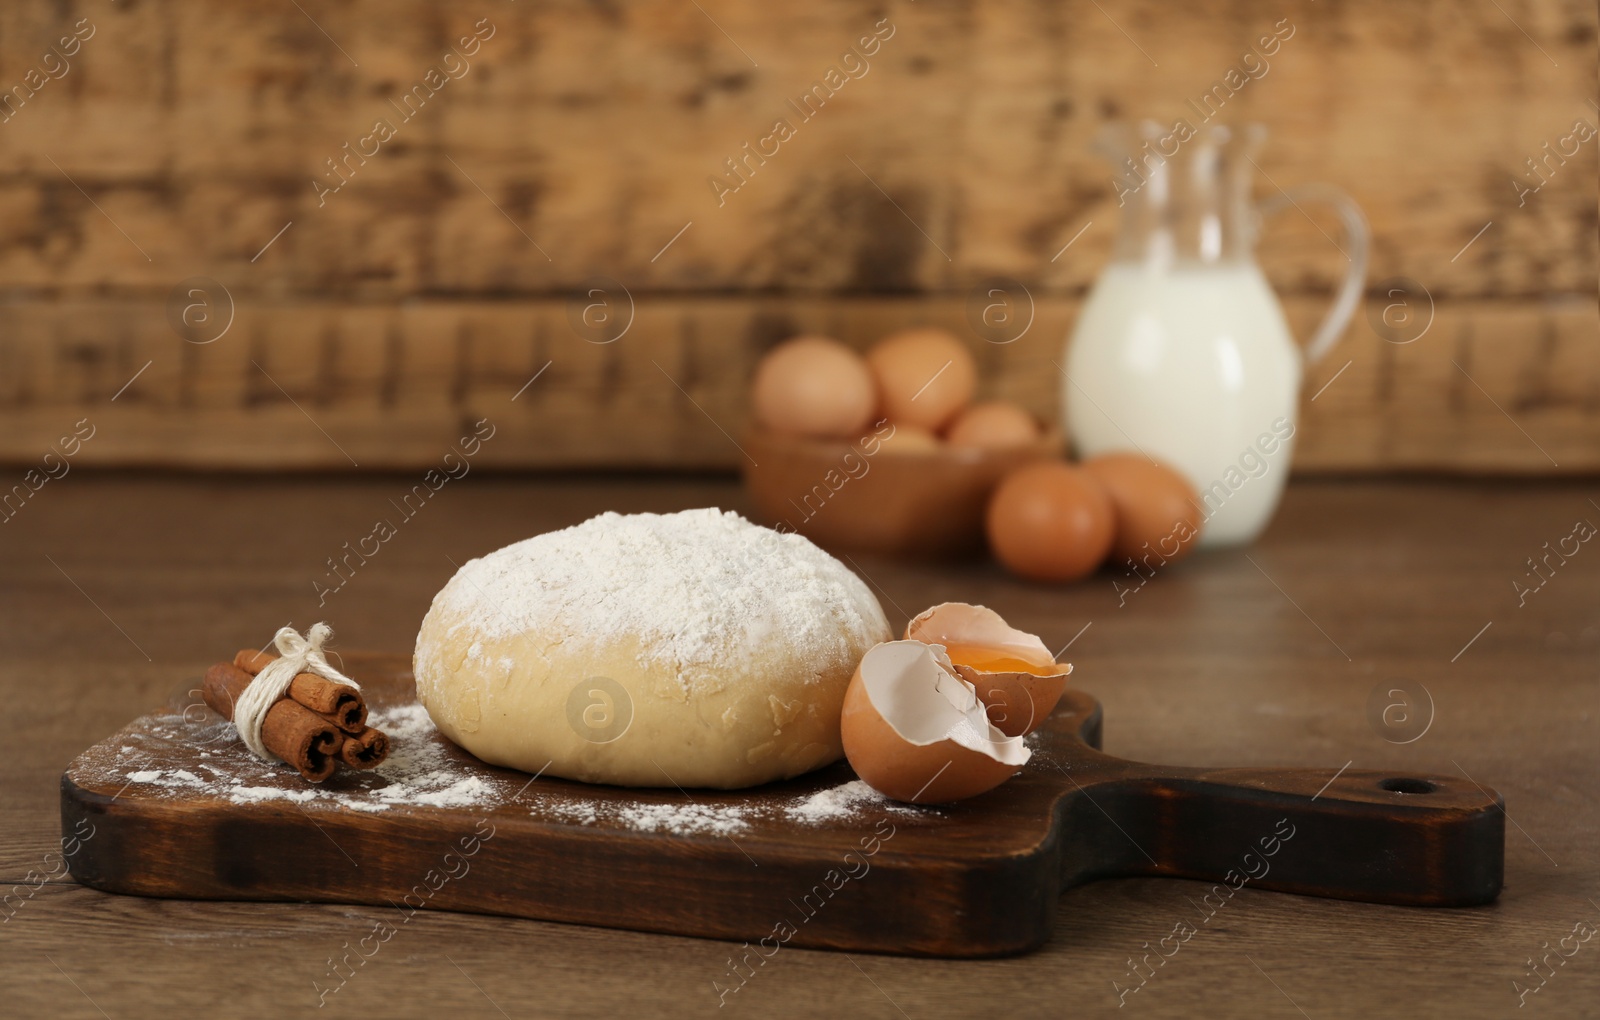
[1063,261,1302,547]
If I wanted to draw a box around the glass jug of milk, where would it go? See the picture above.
[1063,121,1368,547]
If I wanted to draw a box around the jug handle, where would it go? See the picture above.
[1258,184,1371,367]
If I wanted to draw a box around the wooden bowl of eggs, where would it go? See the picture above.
[742,329,1064,556]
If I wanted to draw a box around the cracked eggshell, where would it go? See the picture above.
[905,602,1073,737]
[840,640,1030,804]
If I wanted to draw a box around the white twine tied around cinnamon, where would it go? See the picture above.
[232,623,360,761]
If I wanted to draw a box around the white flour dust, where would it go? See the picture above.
[76,698,933,837]
[418,508,888,695]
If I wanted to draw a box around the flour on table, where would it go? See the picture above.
[82,696,936,833]
[618,802,751,836]
[521,779,928,837]
[229,785,318,804]
[100,702,522,813]
[784,780,918,823]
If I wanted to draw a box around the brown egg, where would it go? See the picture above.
[945,401,1040,451]
[840,641,1030,804]
[750,336,877,440]
[866,328,977,432]
[1082,452,1203,566]
[871,423,941,455]
[986,462,1114,582]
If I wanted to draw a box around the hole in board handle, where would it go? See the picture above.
[1379,777,1436,795]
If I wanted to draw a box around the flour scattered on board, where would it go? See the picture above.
[229,785,318,804]
[103,702,524,813]
[522,779,923,837]
[784,780,915,823]
[619,802,752,836]
[86,696,934,834]
[522,790,758,836]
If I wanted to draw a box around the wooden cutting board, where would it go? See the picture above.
[60,654,1505,957]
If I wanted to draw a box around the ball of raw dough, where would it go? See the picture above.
[414,509,890,789]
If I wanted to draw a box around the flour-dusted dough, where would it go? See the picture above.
[413,509,891,789]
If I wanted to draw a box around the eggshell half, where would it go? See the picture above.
[905,603,1073,737]
[840,641,1029,803]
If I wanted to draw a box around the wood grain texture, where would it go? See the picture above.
[1,292,1597,473]
[0,474,1596,1015]
[0,0,1591,294]
[58,672,1503,956]
[0,0,1594,472]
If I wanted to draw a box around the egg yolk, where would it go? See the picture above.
[942,643,1045,674]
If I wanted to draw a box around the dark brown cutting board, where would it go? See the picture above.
[60,654,1504,957]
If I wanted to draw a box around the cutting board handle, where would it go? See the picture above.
[1057,761,1505,907]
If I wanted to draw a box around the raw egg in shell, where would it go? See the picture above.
[751,335,878,440]
[945,401,1041,451]
[866,328,977,432]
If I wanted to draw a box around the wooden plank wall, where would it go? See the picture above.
[0,0,1594,472]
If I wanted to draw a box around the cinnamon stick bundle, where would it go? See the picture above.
[202,663,341,782]
[230,648,390,772]
[234,649,367,733]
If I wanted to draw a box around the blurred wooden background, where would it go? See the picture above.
[0,0,1594,472]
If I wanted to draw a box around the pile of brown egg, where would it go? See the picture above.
[751,330,1203,581]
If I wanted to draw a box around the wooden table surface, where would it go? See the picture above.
[2,474,1596,1017]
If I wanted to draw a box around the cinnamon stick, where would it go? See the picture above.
[338,727,390,769]
[233,648,367,734]
[203,662,341,782]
